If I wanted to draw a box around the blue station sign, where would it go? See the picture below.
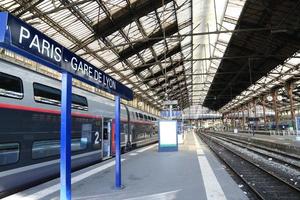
[0,12,133,100]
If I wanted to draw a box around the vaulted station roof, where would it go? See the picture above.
[0,0,192,109]
[1,0,299,113]
[202,0,300,111]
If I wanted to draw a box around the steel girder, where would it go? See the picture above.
[93,0,173,38]
[143,60,183,85]
[134,44,181,74]
[118,22,179,60]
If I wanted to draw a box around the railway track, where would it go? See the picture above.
[206,132,300,189]
[210,132,300,160]
[199,133,300,200]
[213,134,300,170]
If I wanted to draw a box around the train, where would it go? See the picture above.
[0,58,159,197]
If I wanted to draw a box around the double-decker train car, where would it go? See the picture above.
[0,58,159,197]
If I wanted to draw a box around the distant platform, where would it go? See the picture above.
[206,131,300,157]
[3,132,248,200]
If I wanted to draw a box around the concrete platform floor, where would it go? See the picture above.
[4,131,248,200]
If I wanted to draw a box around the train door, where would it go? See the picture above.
[102,118,112,158]
[124,105,132,150]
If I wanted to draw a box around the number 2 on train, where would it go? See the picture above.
[94,131,100,144]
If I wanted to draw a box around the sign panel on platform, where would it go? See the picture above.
[159,120,178,152]
[0,12,133,100]
[160,110,182,118]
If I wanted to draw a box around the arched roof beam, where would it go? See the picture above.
[143,60,183,84]
[93,0,173,39]
[149,70,185,89]
[118,22,179,60]
[134,44,181,74]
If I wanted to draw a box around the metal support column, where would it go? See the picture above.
[232,111,234,128]
[242,106,245,130]
[115,95,122,189]
[224,114,227,130]
[228,113,230,130]
[247,103,250,130]
[225,113,228,130]
[239,109,241,128]
[262,96,267,130]
[235,109,238,128]
[238,109,241,129]
[253,99,257,130]
[272,90,279,131]
[232,111,234,129]
[239,109,241,129]
[222,114,224,128]
[60,72,72,200]
[287,82,296,130]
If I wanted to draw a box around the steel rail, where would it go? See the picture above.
[199,133,300,200]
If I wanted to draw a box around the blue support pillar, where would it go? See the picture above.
[115,95,122,188]
[60,72,72,200]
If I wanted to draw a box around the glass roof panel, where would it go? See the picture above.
[0,0,196,109]
[123,21,144,40]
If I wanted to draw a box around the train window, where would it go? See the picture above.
[0,143,19,166]
[0,72,23,99]
[138,113,143,120]
[32,138,87,159]
[33,83,61,106]
[34,83,88,110]
[135,112,139,119]
[72,94,88,111]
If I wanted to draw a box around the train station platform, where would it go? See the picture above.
[207,131,300,157]
[3,131,248,200]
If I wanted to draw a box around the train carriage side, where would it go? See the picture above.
[0,58,159,197]
[0,60,104,197]
[97,98,159,154]
[127,107,159,148]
